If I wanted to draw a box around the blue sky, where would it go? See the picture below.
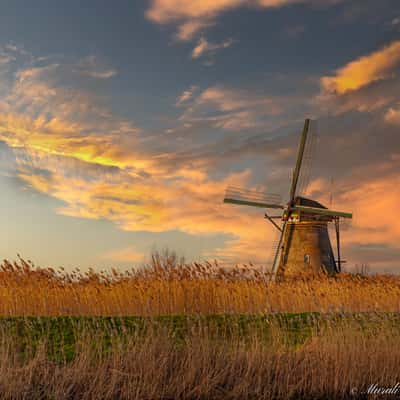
[0,0,399,272]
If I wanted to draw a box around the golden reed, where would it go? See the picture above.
[0,254,399,316]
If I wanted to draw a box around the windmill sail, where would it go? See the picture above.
[224,186,283,209]
[297,119,318,197]
[289,118,310,204]
[271,220,288,275]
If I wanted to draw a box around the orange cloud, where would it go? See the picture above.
[3,50,398,270]
[176,85,199,106]
[321,41,400,95]
[0,113,150,171]
[3,66,272,260]
[303,171,400,268]
[384,107,400,125]
[146,0,246,26]
[146,0,330,40]
[9,106,400,268]
[177,20,214,41]
[0,62,152,173]
[16,147,275,263]
[339,174,400,246]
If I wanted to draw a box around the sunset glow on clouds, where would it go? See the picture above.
[146,0,336,40]
[0,1,399,271]
[0,49,275,263]
[385,107,400,125]
[321,41,400,95]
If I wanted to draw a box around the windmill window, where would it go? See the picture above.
[304,254,310,264]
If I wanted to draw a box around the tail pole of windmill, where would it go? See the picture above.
[223,119,352,278]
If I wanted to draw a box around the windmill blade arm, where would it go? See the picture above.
[289,119,310,203]
[271,220,287,276]
[224,186,284,209]
[223,198,284,209]
[294,205,352,219]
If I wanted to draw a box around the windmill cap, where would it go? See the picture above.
[294,196,327,209]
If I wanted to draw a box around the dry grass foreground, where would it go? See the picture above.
[0,255,399,398]
[0,254,399,315]
[0,316,399,399]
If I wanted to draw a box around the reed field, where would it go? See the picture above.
[0,254,399,315]
[0,253,399,399]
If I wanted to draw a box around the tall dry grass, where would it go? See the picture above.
[0,254,399,399]
[0,317,398,399]
[0,254,399,315]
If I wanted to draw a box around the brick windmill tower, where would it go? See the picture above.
[223,119,352,278]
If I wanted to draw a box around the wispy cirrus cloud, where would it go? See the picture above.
[0,55,145,171]
[191,37,234,62]
[146,0,340,62]
[15,143,274,263]
[178,85,286,132]
[176,85,199,106]
[0,54,14,65]
[76,55,117,79]
[2,43,399,269]
[384,106,400,125]
[0,51,282,264]
[146,0,344,41]
[0,43,30,67]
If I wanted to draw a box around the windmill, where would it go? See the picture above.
[223,119,352,278]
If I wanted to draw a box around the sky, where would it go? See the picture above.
[0,0,399,272]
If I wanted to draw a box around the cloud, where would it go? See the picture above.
[384,106,400,125]
[146,0,247,36]
[2,46,399,269]
[345,243,400,273]
[0,43,31,67]
[343,174,400,249]
[176,20,215,41]
[191,37,234,59]
[15,143,274,262]
[321,40,400,95]
[392,17,400,27]
[3,43,30,57]
[316,78,400,115]
[290,161,400,271]
[316,41,400,116]
[0,54,14,65]
[307,172,400,258]
[179,85,283,131]
[76,55,117,79]
[198,86,277,112]
[0,52,282,264]
[0,60,143,172]
[146,0,339,41]
[100,246,146,263]
[83,70,116,79]
[176,85,199,106]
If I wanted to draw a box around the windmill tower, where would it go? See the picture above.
[223,119,352,278]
